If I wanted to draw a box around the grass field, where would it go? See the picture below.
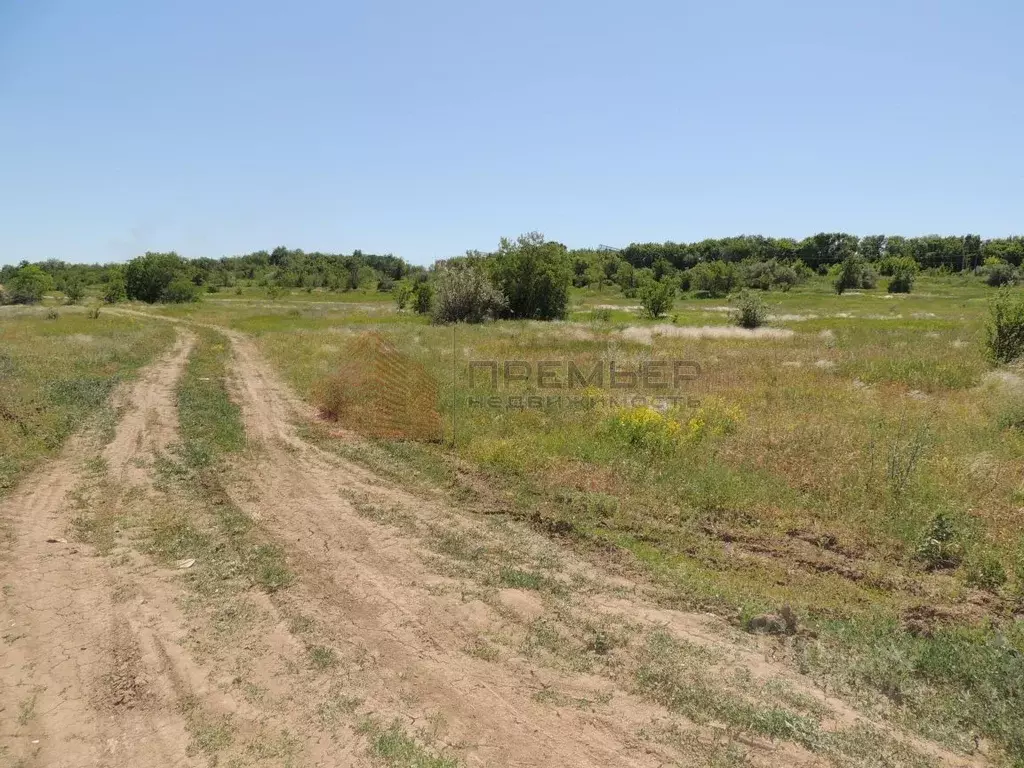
[0,306,175,497]
[5,277,1024,765]
[125,275,1024,761]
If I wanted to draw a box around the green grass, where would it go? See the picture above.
[359,718,461,768]
[237,275,1024,763]
[176,329,245,464]
[0,307,175,496]
[157,329,294,592]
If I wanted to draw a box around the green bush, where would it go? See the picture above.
[490,233,572,320]
[162,278,200,304]
[738,259,804,292]
[732,290,767,329]
[833,255,877,294]
[125,252,191,303]
[638,280,675,318]
[915,512,963,570]
[431,264,506,324]
[64,281,85,304]
[103,271,127,304]
[965,551,1007,592]
[687,260,737,298]
[412,281,433,315]
[983,258,1017,287]
[885,256,918,293]
[3,264,52,305]
[985,289,1024,363]
[394,281,412,310]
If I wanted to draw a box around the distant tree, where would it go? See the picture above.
[886,256,919,293]
[103,268,128,304]
[125,252,191,303]
[490,233,572,320]
[687,260,737,298]
[858,235,887,261]
[4,264,52,304]
[64,280,85,304]
[639,279,675,318]
[412,281,434,315]
[431,264,505,323]
[982,257,1017,287]
[833,254,877,294]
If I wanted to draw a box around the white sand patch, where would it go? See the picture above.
[619,324,794,345]
[814,359,836,370]
[769,313,820,322]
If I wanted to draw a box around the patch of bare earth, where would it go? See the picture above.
[0,332,200,767]
[214,329,985,767]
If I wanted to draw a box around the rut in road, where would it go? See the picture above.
[7,306,986,766]
[218,328,986,768]
[0,331,201,768]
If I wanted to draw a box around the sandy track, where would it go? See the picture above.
[0,331,200,767]
[2,308,989,766]
[224,331,674,767]
[220,330,986,767]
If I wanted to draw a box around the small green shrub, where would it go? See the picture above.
[985,289,1024,363]
[639,280,675,318]
[591,307,612,322]
[731,290,767,329]
[982,258,1016,287]
[885,256,918,294]
[46,308,59,320]
[411,281,433,315]
[833,255,877,294]
[64,281,85,304]
[162,278,200,304]
[915,512,963,570]
[394,281,412,310]
[965,551,1007,592]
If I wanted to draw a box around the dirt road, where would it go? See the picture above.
[0,320,990,767]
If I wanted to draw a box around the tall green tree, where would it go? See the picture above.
[3,263,52,304]
[124,252,190,303]
[490,233,572,320]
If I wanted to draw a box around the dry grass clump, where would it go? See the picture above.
[313,331,442,441]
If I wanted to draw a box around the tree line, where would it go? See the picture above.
[2,232,1021,309]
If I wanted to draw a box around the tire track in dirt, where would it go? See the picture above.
[223,330,687,767]
[220,330,841,767]
[0,330,200,767]
[222,326,992,768]
[103,309,989,766]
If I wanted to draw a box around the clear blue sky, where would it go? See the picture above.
[2,0,1021,266]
